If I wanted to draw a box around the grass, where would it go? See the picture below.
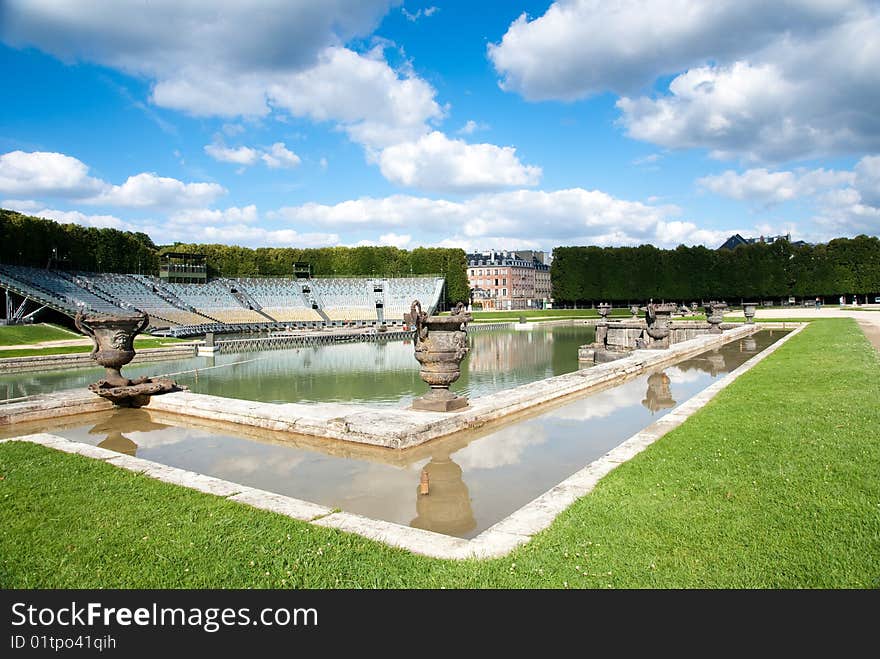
[1,319,878,588]
[0,337,188,359]
[0,323,78,346]
[448,309,637,322]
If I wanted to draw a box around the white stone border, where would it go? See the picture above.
[1,323,806,560]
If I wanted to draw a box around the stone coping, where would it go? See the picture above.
[0,322,805,559]
[0,345,197,373]
[1,323,793,450]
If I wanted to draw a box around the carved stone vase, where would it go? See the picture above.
[597,303,612,323]
[405,300,471,412]
[743,302,757,324]
[704,302,727,334]
[630,305,639,319]
[644,302,674,341]
[75,312,149,386]
[75,311,183,405]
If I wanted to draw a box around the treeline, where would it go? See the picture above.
[160,243,470,304]
[0,209,470,304]
[551,236,880,303]
[1,209,159,274]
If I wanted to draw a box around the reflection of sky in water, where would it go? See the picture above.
[23,331,784,538]
[1,325,594,405]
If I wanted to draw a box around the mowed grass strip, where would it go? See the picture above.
[0,338,188,358]
[0,323,78,346]
[1,319,878,588]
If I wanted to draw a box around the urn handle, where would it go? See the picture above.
[135,313,150,336]
[74,311,98,357]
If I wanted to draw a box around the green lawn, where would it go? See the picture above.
[0,323,78,346]
[451,309,638,322]
[1,319,878,588]
[0,337,188,358]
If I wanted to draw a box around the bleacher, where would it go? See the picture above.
[384,277,444,322]
[314,278,380,322]
[235,278,322,323]
[160,280,267,324]
[75,273,213,328]
[1,265,445,337]
[0,264,128,316]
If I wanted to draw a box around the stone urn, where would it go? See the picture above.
[704,302,727,334]
[75,311,149,386]
[644,302,674,341]
[630,305,639,319]
[597,303,612,323]
[743,302,757,324]
[405,300,472,412]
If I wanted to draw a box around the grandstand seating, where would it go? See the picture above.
[0,264,128,316]
[1,265,445,336]
[313,278,380,321]
[75,273,213,328]
[235,278,322,322]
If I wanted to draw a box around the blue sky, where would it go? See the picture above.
[1,0,878,252]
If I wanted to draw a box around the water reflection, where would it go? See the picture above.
[642,371,676,413]
[411,449,476,537]
[88,409,171,457]
[1,325,595,405]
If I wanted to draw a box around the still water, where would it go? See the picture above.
[1,325,594,405]
[5,331,786,538]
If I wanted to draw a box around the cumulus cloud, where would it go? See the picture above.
[270,187,735,249]
[261,142,301,169]
[168,205,258,225]
[0,150,226,209]
[1,1,395,112]
[0,150,105,197]
[490,0,880,161]
[3,202,128,229]
[1,3,542,191]
[378,132,541,192]
[266,46,443,149]
[204,143,260,166]
[698,166,855,204]
[204,140,301,169]
[87,173,226,208]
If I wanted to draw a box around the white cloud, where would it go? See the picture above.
[0,150,104,197]
[457,120,489,135]
[355,232,412,248]
[168,205,258,225]
[0,150,225,209]
[18,207,127,229]
[261,142,301,169]
[2,1,395,113]
[204,143,260,166]
[698,166,855,204]
[378,132,541,192]
[491,1,880,161]
[401,6,439,22]
[88,173,226,208]
[266,46,443,149]
[854,155,880,207]
[270,187,735,249]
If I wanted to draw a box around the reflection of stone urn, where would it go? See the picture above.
[743,302,757,324]
[75,312,149,386]
[642,371,676,413]
[704,302,727,334]
[410,451,476,537]
[405,301,472,412]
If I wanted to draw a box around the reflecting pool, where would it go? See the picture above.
[1,324,595,405]
[4,330,786,538]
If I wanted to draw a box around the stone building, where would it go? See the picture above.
[466,250,552,310]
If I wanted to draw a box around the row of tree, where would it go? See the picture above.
[1,209,159,274]
[0,210,470,304]
[551,236,880,303]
